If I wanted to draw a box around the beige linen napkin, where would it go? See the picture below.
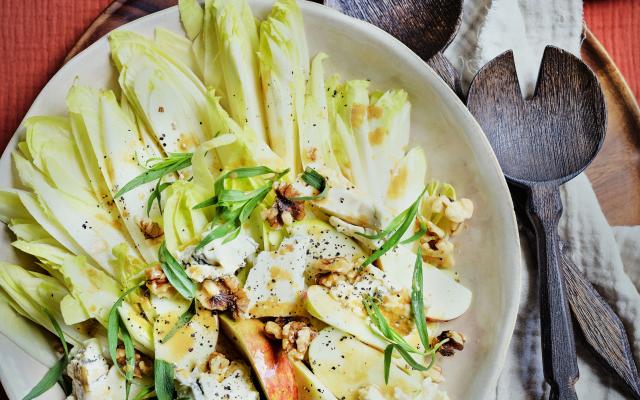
[445,1,640,398]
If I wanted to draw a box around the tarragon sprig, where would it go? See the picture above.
[21,358,68,400]
[22,309,72,400]
[107,284,144,400]
[146,180,173,217]
[192,166,288,251]
[363,250,448,383]
[193,166,289,210]
[411,248,430,351]
[360,187,427,269]
[114,152,193,202]
[194,184,272,251]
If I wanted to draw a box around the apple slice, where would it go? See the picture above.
[219,315,298,400]
[305,286,440,375]
[304,285,386,350]
[422,266,473,321]
[308,327,422,400]
[380,245,472,321]
[289,219,366,263]
[291,359,337,400]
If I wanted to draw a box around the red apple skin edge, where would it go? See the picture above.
[220,315,298,400]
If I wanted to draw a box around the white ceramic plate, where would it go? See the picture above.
[0,2,521,399]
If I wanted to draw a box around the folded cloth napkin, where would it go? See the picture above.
[445,1,640,398]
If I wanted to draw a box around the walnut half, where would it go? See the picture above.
[263,182,306,228]
[197,276,248,319]
[205,352,231,382]
[145,264,173,297]
[264,318,317,361]
[137,218,164,239]
[309,257,358,288]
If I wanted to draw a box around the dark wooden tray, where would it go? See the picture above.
[581,28,640,226]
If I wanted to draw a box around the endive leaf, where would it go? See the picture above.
[14,153,139,276]
[110,31,212,154]
[300,53,340,171]
[259,0,309,173]
[178,0,204,40]
[214,0,267,142]
[68,86,165,263]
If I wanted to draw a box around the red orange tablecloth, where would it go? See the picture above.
[0,0,639,399]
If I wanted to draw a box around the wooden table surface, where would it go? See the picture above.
[0,0,639,399]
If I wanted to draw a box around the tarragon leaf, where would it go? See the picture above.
[146,181,173,216]
[194,220,237,252]
[400,220,428,245]
[159,242,196,300]
[132,384,155,400]
[192,196,218,210]
[290,167,329,201]
[115,153,192,198]
[394,346,428,372]
[43,308,68,358]
[122,320,136,400]
[383,344,394,384]
[238,185,271,223]
[160,301,197,344]
[360,187,427,268]
[357,209,408,240]
[107,284,143,376]
[411,248,429,351]
[154,359,175,400]
[21,357,68,400]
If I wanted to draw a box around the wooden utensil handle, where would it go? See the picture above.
[426,52,463,98]
[527,185,579,400]
[511,183,640,398]
[560,248,640,399]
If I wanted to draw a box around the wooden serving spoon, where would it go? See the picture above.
[511,183,640,399]
[319,0,463,95]
[467,46,607,400]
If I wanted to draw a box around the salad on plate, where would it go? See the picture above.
[0,0,475,399]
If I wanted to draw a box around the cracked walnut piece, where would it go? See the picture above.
[263,182,305,228]
[138,218,164,239]
[433,330,466,357]
[309,257,358,287]
[264,318,317,361]
[116,346,153,378]
[197,276,248,318]
[146,264,173,297]
[419,220,456,268]
[205,352,241,382]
